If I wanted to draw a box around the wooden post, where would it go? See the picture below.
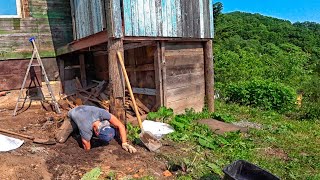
[160,42,167,107]
[58,57,65,93]
[154,42,163,108]
[204,40,214,112]
[108,38,126,123]
[79,54,87,87]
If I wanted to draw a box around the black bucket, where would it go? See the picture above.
[223,160,280,180]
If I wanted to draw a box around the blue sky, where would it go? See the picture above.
[216,0,320,23]
[0,0,18,15]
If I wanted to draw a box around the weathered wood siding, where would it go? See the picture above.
[164,42,205,113]
[71,0,122,39]
[72,0,104,39]
[124,0,214,38]
[0,0,73,60]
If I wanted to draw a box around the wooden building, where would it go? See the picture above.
[0,0,214,119]
[0,0,72,90]
[58,0,215,119]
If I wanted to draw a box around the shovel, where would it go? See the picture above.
[0,128,56,145]
[117,52,162,152]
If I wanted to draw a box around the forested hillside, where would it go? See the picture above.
[214,11,320,119]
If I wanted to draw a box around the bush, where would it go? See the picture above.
[225,80,296,112]
[297,77,320,120]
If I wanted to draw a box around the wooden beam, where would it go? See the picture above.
[79,54,87,87]
[132,88,156,96]
[154,42,163,107]
[123,41,155,51]
[108,38,126,123]
[204,40,214,112]
[56,30,109,56]
[161,41,167,106]
[64,65,80,70]
[125,63,154,72]
[124,37,212,42]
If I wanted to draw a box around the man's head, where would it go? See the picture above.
[98,125,115,143]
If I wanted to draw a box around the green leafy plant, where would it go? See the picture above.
[212,112,236,123]
[147,107,174,123]
[225,80,296,112]
[81,167,101,180]
[126,122,141,144]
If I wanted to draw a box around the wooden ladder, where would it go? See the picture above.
[13,37,61,116]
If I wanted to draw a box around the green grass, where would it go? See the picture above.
[152,101,320,179]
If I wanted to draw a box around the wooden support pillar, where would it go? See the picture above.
[154,42,163,108]
[204,40,214,112]
[108,38,126,123]
[160,42,167,107]
[58,57,65,93]
[79,54,87,87]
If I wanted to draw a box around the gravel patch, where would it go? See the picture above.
[232,120,263,129]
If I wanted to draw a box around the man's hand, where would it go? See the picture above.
[122,142,137,153]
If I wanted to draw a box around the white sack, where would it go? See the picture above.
[142,120,175,139]
[0,134,24,152]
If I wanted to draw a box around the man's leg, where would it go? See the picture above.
[55,117,77,143]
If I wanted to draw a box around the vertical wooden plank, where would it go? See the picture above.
[101,0,107,30]
[161,0,168,37]
[193,0,200,38]
[108,39,126,122]
[138,0,145,36]
[128,49,137,86]
[171,0,177,37]
[59,57,65,93]
[70,0,77,40]
[97,0,103,32]
[204,40,214,112]
[186,0,194,38]
[161,41,167,106]
[155,0,163,36]
[88,0,94,35]
[176,0,182,37]
[150,0,157,36]
[112,0,123,38]
[105,0,113,37]
[131,0,139,36]
[144,0,152,36]
[167,0,172,36]
[181,0,187,37]
[199,0,205,38]
[209,0,214,38]
[154,42,163,107]
[79,54,87,87]
[124,0,132,36]
[203,0,209,38]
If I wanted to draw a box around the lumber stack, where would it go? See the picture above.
[59,79,150,119]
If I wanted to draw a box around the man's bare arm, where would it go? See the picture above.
[109,115,127,143]
[82,138,91,151]
[109,115,137,153]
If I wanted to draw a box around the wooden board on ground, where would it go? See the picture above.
[198,119,248,135]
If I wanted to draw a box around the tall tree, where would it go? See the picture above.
[213,2,223,24]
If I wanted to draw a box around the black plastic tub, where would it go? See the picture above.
[223,160,280,180]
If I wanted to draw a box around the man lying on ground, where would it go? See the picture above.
[55,105,137,153]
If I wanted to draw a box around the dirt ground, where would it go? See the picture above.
[0,93,171,180]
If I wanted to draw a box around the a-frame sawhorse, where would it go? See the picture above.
[13,37,61,116]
